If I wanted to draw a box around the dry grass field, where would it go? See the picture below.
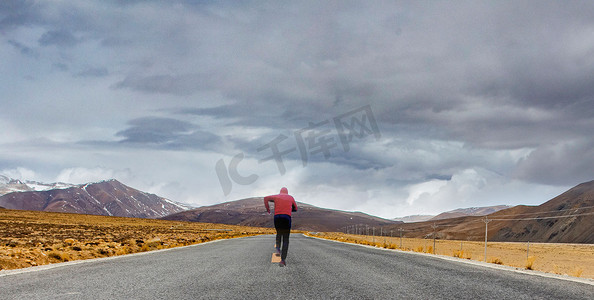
[308,232,594,279]
[0,209,274,271]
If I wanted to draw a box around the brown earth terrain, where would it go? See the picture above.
[383,180,594,244]
[0,209,273,271]
[310,232,594,280]
[162,197,399,232]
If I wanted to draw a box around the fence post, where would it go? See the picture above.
[432,223,438,254]
[483,216,491,262]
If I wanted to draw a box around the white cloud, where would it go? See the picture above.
[0,167,37,181]
[55,167,133,184]
[405,179,448,206]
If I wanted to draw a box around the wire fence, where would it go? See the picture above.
[328,208,594,279]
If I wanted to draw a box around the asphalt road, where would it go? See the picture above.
[0,234,592,299]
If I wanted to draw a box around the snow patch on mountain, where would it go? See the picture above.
[0,176,192,218]
[0,175,77,196]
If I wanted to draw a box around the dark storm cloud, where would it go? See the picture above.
[38,29,79,47]
[173,0,594,157]
[115,117,223,151]
[116,117,197,144]
[175,102,317,129]
[0,0,39,30]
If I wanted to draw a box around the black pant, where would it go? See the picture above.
[274,214,291,261]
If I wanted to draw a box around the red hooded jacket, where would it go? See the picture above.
[264,187,297,216]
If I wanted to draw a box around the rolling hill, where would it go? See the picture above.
[162,197,400,232]
[0,179,190,218]
[488,180,594,243]
[384,180,594,243]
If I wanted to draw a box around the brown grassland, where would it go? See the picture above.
[308,232,594,280]
[0,209,274,271]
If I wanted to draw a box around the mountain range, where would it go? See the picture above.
[392,215,435,223]
[162,197,399,232]
[430,205,513,221]
[0,179,190,218]
[384,180,594,243]
[0,176,399,230]
[2,175,593,243]
[392,205,512,223]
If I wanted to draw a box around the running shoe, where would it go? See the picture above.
[279,260,286,267]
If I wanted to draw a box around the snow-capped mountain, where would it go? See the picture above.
[429,205,513,221]
[392,205,513,223]
[0,175,76,195]
[392,215,435,223]
[0,178,191,218]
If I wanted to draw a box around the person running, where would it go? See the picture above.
[264,187,297,267]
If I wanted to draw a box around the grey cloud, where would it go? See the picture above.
[180,103,390,171]
[115,117,224,151]
[176,102,324,130]
[7,40,38,57]
[116,117,197,144]
[52,63,69,72]
[38,29,79,47]
[100,37,131,47]
[0,0,38,30]
[113,74,219,96]
[515,139,594,186]
[4,1,594,214]
[166,131,224,151]
[76,67,108,77]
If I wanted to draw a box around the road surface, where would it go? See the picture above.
[1,234,592,299]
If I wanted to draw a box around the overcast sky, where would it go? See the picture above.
[1,1,594,218]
